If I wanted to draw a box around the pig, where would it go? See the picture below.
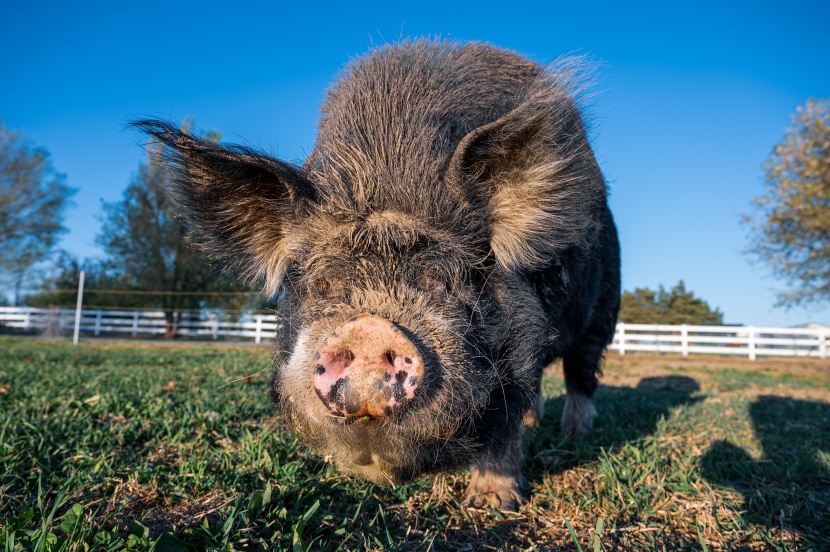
[135,39,620,511]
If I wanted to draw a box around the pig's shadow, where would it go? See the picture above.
[524,375,703,479]
[699,395,830,544]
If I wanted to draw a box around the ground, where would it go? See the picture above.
[0,337,828,550]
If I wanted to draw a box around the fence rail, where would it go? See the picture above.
[1,308,827,359]
[610,322,828,359]
[0,307,279,344]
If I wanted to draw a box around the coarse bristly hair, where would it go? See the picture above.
[133,38,620,509]
[134,40,604,294]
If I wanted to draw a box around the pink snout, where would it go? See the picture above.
[313,314,423,419]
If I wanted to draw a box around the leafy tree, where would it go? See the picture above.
[94,121,265,337]
[23,252,109,308]
[743,98,830,308]
[619,280,724,325]
[23,251,83,308]
[0,120,75,304]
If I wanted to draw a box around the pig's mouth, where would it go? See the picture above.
[306,414,472,485]
[336,413,378,424]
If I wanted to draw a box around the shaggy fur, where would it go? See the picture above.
[135,39,620,510]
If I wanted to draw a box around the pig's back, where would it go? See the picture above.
[303,41,547,221]
[317,40,543,153]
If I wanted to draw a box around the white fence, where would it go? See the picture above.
[0,307,279,344]
[610,322,828,360]
[1,307,827,359]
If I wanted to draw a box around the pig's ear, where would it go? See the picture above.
[133,119,316,295]
[448,80,606,271]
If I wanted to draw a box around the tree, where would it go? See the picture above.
[95,121,264,337]
[619,281,724,325]
[23,252,110,308]
[743,98,830,308]
[0,120,75,304]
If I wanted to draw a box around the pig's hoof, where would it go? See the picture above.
[463,473,523,512]
[522,396,545,427]
[522,410,541,428]
[561,392,596,436]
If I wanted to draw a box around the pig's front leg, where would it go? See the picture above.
[522,380,546,428]
[462,431,524,511]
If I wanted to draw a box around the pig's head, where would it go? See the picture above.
[133,77,603,484]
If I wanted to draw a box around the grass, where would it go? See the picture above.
[0,337,828,551]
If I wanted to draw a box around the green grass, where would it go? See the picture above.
[0,338,828,550]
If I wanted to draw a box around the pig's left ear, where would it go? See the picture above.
[133,119,317,296]
[448,81,606,271]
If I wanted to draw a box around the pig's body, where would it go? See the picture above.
[138,40,620,510]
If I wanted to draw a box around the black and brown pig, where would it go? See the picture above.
[136,39,620,511]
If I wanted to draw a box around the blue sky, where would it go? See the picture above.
[2,0,828,326]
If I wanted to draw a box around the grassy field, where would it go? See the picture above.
[0,337,828,551]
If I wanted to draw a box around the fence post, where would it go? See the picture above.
[23,308,31,331]
[255,314,263,344]
[94,309,102,336]
[132,311,139,336]
[73,271,85,345]
[655,325,662,354]
[618,323,626,356]
[681,324,689,357]
[820,330,827,360]
[747,326,756,360]
[212,314,219,340]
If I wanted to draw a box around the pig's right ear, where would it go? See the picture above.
[133,119,316,295]
[447,78,605,272]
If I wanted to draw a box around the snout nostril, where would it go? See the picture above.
[384,350,396,366]
[317,349,354,377]
[328,349,353,363]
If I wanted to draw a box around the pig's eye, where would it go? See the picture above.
[417,272,452,296]
[311,280,331,295]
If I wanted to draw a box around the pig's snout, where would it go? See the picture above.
[313,314,423,420]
